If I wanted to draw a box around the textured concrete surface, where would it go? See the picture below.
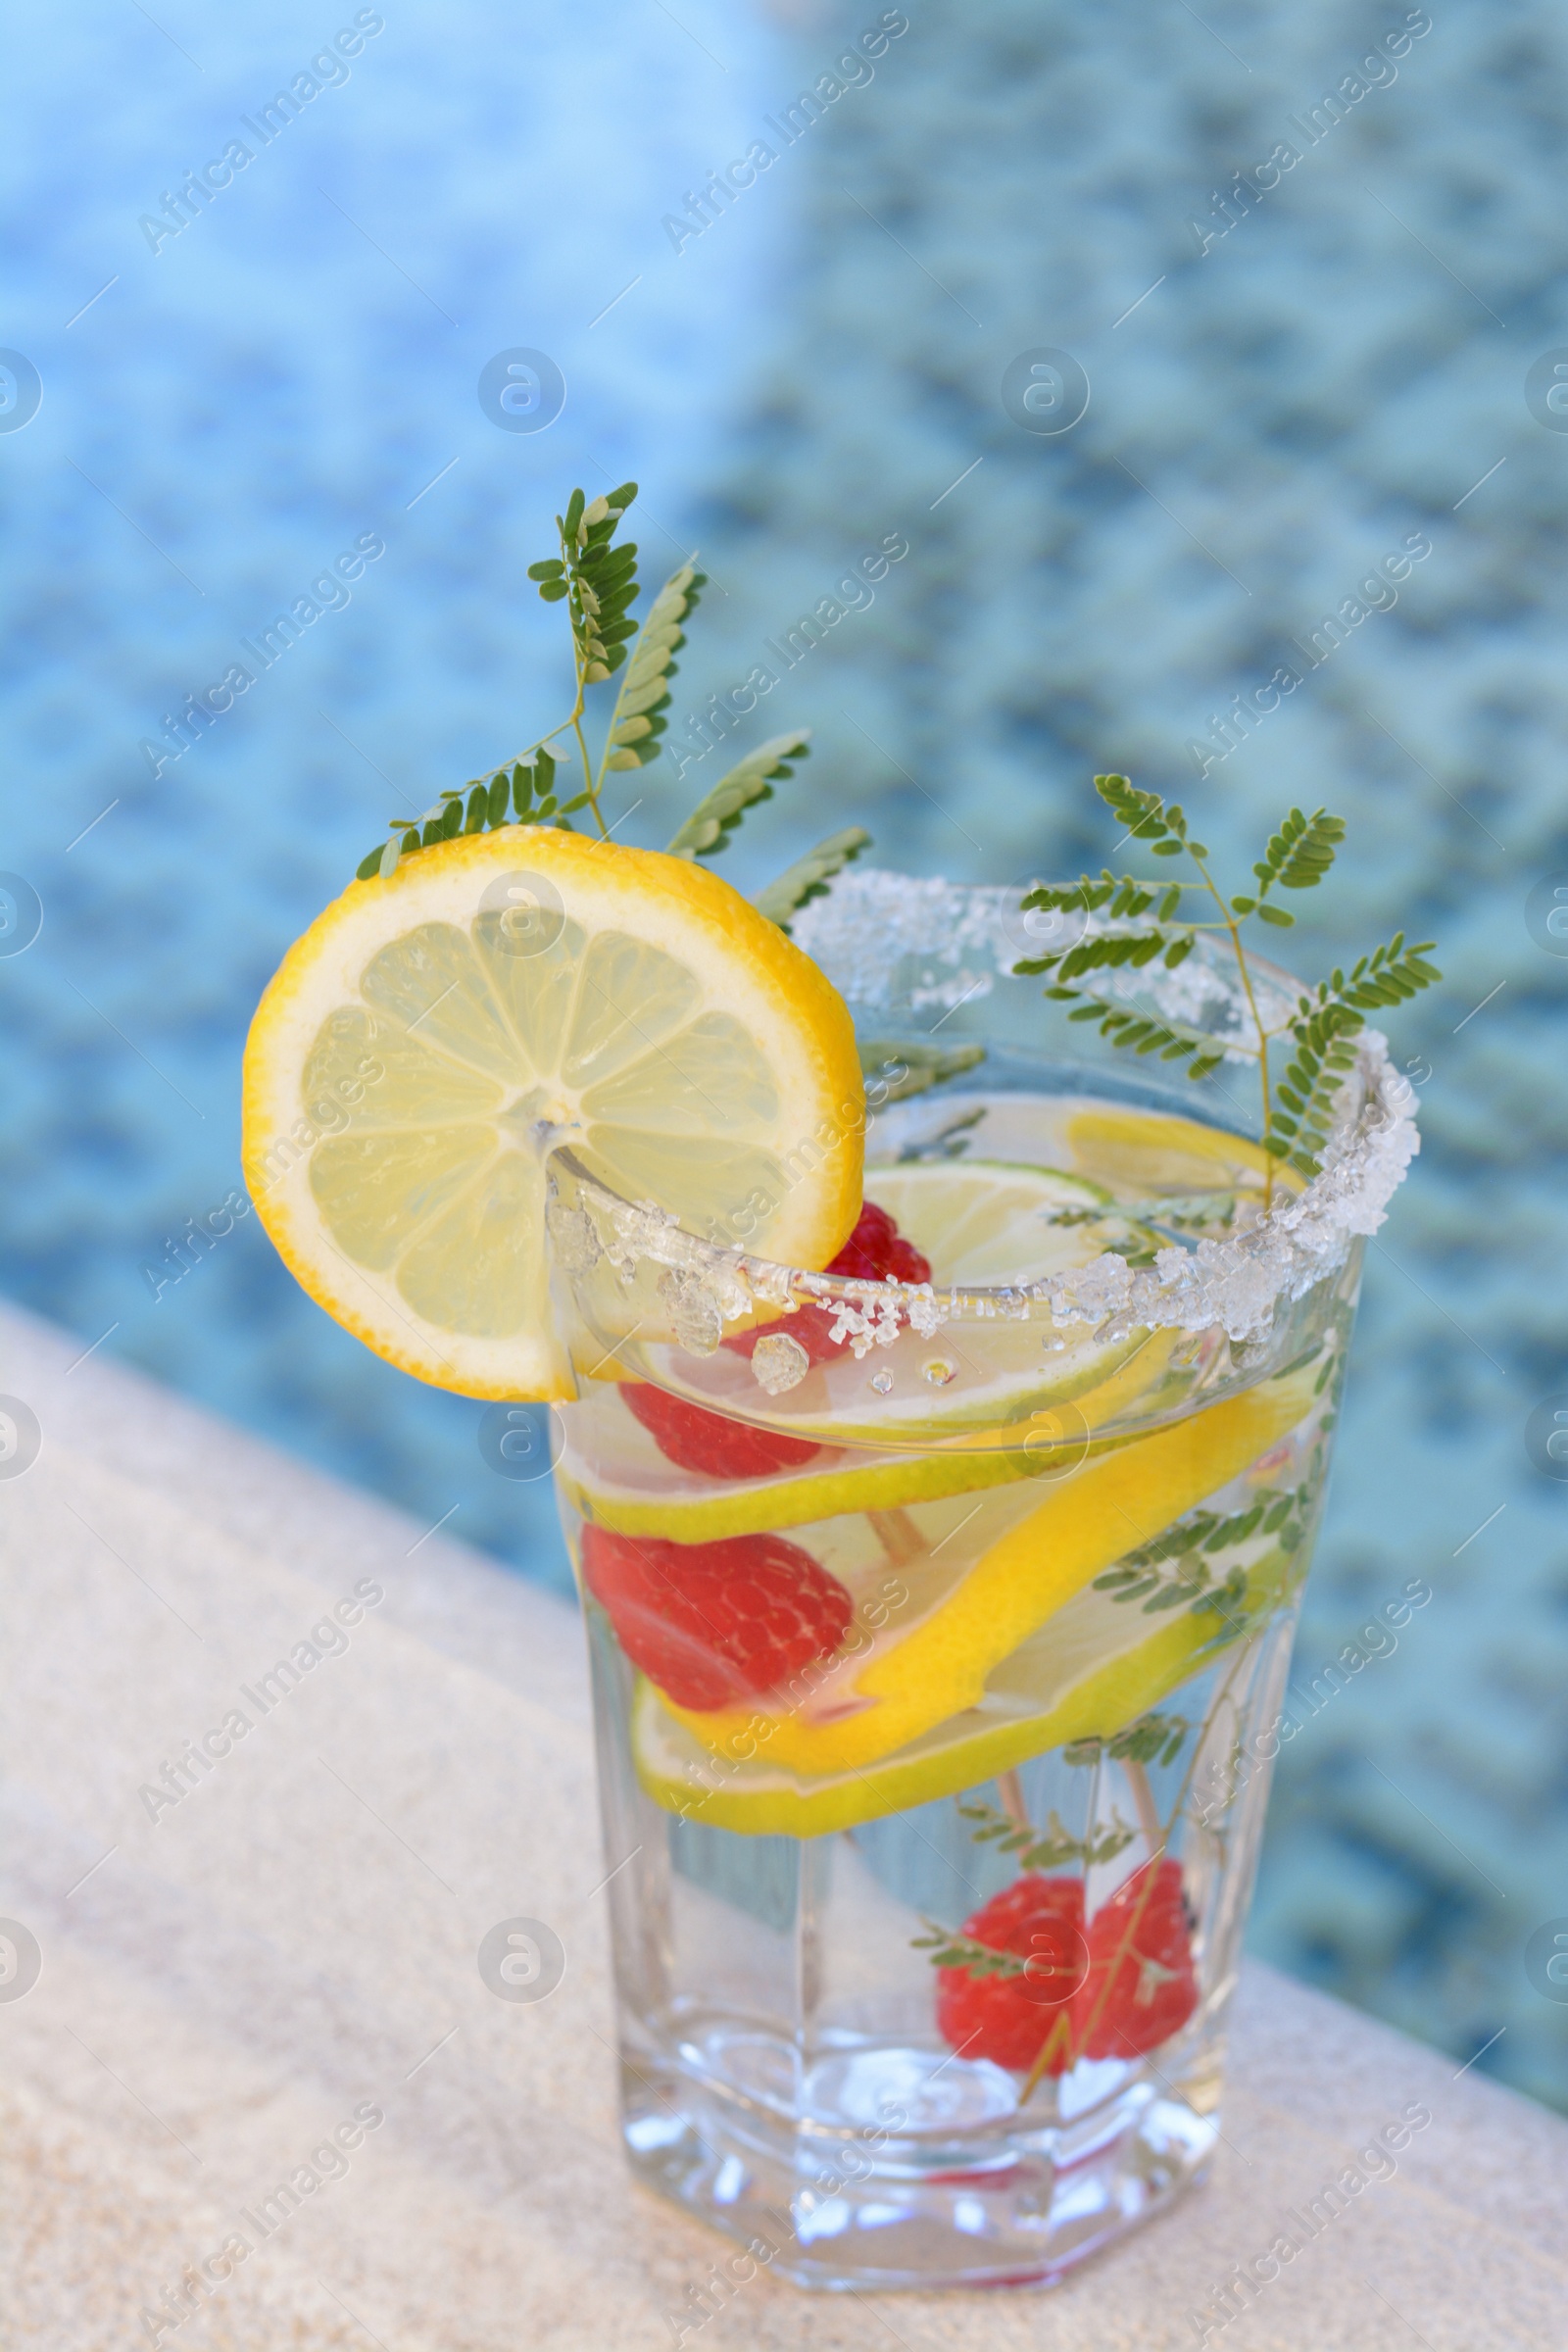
[1,1298,1563,2350]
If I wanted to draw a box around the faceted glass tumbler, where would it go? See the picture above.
[547,1058,1368,2289]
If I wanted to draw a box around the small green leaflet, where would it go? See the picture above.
[908,1920,1033,1978]
[1229,806,1346,923]
[753,825,870,928]
[601,560,706,772]
[1064,1711,1193,1769]
[1094,771,1208,860]
[538,481,641,686]
[353,751,585,881]
[665,731,811,859]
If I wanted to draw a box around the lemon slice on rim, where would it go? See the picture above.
[242,831,862,1399]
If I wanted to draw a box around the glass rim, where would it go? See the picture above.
[547,1025,1416,1351]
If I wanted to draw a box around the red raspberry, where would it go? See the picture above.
[579,1526,854,1711]
[623,1201,935,1478]
[619,1382,821,1479]
[885,1235,932,1284]
[935,1876,1089,2074]
[1074,1857,1199,2059]
[728,1198,935,1373]
[823,1198,932,1287]
[824,1200,895,1279]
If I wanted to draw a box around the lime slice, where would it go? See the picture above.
[558,1328,1172,1542]
[659,1362,1317,1777]
[626,1158,1171,1452]
[631,1574,1234,1838]
[645,1321,1164,1453]
[242,831,862,1399]
[796,1157,1167,1446]
[860,1158,1132,1285]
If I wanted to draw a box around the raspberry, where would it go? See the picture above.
[935,1859,1200,2074]
[620,1382,821,1479]
[579,1526,854,1711]
[885,1235,932,1284]
[823,1198,932,1287]
[729,1198,935,1373]
[935,1876,1089,2075]
[623,1200,934,1478]
[1075,1857,1199,2059]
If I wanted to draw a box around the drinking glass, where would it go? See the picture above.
[542,904,1409,2290]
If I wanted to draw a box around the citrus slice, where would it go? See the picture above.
[875,1092,1298,1226]
[659,1362,1316,1775]
[557,1327,1174,1542]
[1063,1105,1277,1200]
[241,830,862,1398]
[632,1571,1238,1838]
[859,1158,1135,1286]
[619,1156,1172,1452]
[637,1316,1168,1454]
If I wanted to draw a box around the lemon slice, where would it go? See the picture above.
[1063,1105,1276,1200]
[660,1362,1316,1775]
[631,1576,1230,1838]
[242,831,862,1398]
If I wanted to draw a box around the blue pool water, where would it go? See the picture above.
[1,1,1564,2105]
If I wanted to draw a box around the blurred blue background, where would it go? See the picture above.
[1,0,1564,2106]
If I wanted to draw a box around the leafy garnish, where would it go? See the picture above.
[957,1795,1136,1871]
[351,485,833,900]
[1089,1483,1304,1637]
[894,1104,987,1160]
[910,1789,1140,1978]
[1233,807,1346,915]
[1064,1710,1193,1770]
[666,732,811,860]
[359,482,641,874]
[529,480,643,695]
[1014,777,1441,1189]
[859,1039,987,1103]
[909,1920,1034,1978]
[754,826,871,928]
[602,560,706,775]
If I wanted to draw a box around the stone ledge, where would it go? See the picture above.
[1,1301,1562,2350]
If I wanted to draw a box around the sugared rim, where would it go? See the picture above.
[549,1025,1417,1354]
[548,869,1420,1353]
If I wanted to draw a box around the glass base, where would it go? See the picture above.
[621,2031,1221,2289]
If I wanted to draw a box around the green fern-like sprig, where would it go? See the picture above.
[358,482,640,875]
[857,1038,985,1103]
[352,482,834,896]
[1064,1711,1194,1770]
[908,1920,1034,1978]
[956,1796,1137,1872]
[1231,807,1347,923]
[1014,778,1441,1192]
